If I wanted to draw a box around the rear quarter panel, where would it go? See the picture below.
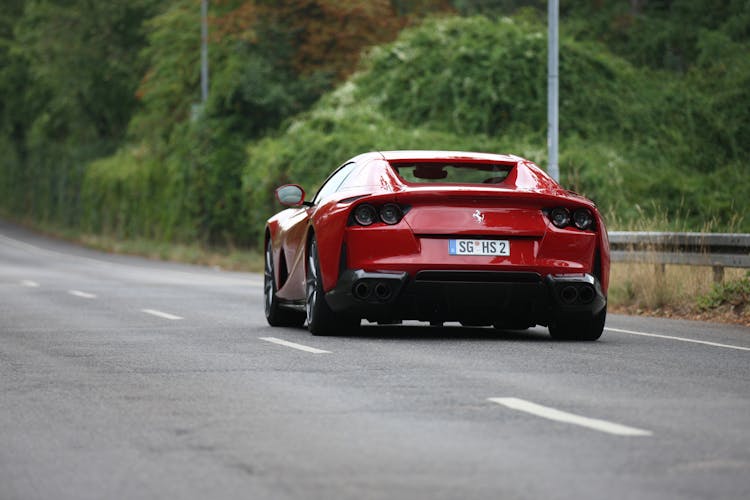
[313,158,398,292]
[267,207,309,300]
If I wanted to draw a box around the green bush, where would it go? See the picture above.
[81,116,256,246]
[697,272,750,311]
[81,144,191,241]
[356,16,647,140]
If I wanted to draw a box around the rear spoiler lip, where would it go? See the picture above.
[383,151,522,165]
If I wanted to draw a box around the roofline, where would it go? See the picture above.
[377,150,522,164]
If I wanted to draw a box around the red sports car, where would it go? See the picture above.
[264,151,609,340]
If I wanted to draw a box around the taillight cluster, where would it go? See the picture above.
[547,207,595,230]
[352,203,404,226]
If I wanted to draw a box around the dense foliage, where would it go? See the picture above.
[245,13,750,236]
[0,0,158,226]
[78,0,412,246]
[1,0,749,249]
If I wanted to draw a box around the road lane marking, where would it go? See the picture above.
[141,309,183,320]
[488,397,653,437]
[68,290,97,299]
[259,337,331,354]
[605,327,750,352]
[20,280,40,287]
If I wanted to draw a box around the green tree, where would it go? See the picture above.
[0,0,33,213]
[5,0,157,224]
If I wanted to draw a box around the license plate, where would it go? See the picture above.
[449,239,510,256]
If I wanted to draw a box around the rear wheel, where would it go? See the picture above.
[306,238,358,336]
[548,306,606,341]
[264,239,305,327]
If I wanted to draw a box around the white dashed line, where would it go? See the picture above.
[259,337,331,354]
[141,309,183,320]
[20,280,40,287]
[605,327,750,352]
[488,397,653,437]
[68,290,97,299]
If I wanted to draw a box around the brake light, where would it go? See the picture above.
[353,204,377,226]
[547,207,594,231]
[379,204,402,225]
[352,203,405,226]
[572,208,594,230]
[549,208,570,228]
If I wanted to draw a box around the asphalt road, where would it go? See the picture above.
[1,219,749,500]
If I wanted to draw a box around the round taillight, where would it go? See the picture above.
[353,204,377,226]
[550,207,570,228]
[572,208,594,230]
[380,204,402,225]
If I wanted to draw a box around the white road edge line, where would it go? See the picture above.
[488,397,653,437]
[142,309,183,320]
[259,337,331,354]
[605,327,750,352]
[68,290,97,299]
[20,280,40,288]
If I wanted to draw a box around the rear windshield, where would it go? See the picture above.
[391,162,512,185]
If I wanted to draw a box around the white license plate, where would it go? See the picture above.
[449,239,510,256]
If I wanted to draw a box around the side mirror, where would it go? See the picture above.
[275,184,306,206]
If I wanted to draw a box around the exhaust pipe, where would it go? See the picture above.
[578,285,595,304]
[353,281,371,300]
[374,282,392,301]
[559,285,578,305]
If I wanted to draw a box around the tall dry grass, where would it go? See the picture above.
[608,263,746,311]
[606,209,747,317]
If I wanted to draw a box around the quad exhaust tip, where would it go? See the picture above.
[559,284,595,305]
[353,280,393,302]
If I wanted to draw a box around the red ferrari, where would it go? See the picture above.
[264,151,609,340]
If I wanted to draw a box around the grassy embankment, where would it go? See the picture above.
[605,214,749,325]
[610,264,749,326]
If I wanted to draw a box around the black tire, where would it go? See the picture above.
[306,238,358,336]
[264,239,305,327]
[548,306,606,341]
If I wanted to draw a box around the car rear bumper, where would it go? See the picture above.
[325,269,606,326]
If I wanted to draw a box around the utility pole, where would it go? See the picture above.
[201,0,209,103]
[547,0,559,182]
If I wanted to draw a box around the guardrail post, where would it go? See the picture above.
[655,263,666,287]
[712,265,724,284]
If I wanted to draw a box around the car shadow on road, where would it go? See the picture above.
[340,323,554,342]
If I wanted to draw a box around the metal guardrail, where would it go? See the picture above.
[608,231,750,282]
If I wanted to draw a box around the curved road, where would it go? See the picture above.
[1,220,748,500]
